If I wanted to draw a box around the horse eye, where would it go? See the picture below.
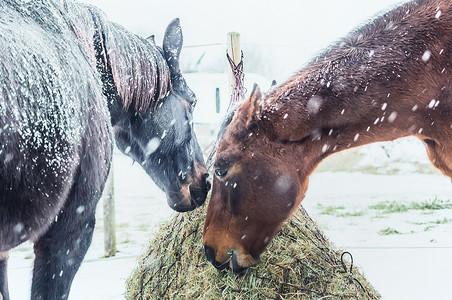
[214,168,228,179]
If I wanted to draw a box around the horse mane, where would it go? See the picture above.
[207,102,245,170]
[89,9,171,115]
[264,0,450,114]
[108,24,171,114]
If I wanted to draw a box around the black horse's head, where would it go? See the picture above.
[110,19,210,212]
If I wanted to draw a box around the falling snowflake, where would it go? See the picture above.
[145,138,160,156]
[388,111,398,123]
[306,95,323,115]
[422,50,432,62]
[435,10,442,19]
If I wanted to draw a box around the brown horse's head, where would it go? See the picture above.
[203,85,311,272]
[204,0,452,273]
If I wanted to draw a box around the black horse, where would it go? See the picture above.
[0,0,210,299]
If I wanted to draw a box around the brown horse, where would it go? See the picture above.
[203,0,452,273]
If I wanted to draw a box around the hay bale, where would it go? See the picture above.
[126,204,380,299]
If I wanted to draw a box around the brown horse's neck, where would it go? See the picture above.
[255,0,452,177]
[264,72,452,179]
[265,71,452,173]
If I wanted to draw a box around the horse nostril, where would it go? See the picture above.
[204,245,228,270]
[189,173,210,207]
[202,173,211,191]
[230,252,247,274]
[204,245,216,264]
[189,185,207,206]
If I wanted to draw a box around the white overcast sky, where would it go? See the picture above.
[79,0,408,47]
[78,0,409,81]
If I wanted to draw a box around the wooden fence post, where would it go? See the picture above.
[227,32,241,100]
[103,159,116,257]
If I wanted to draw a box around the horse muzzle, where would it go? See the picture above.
[204,245,256,274]
[189,173,211,206]
[167,173,211,212]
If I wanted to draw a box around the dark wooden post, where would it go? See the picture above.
[103,160,116,257]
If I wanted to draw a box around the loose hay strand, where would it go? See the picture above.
[126,203,380,299]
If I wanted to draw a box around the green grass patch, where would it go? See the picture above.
[317,204,345,215]
[370,202,409,213]
[370,198,452,214]
[378,227,401,235]
[411,199,452,210]
[424,225,436,232]
[336,210,365,217]
[317,204,364,217]
[432,218,452,224]
[412,218,452,226]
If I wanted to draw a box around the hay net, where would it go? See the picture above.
[126,205,380,299]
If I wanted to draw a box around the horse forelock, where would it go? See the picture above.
[207,107,236,169]
[102,22,172,115]
[207,100,262,170]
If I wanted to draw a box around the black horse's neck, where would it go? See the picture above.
[90,10,123,126]
[89,8,174,128]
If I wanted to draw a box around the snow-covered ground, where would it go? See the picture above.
[7,136,452,300]
[304,172,452,300]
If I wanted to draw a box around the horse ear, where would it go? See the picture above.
[163,18,183,73]
[146,35,156,45]
[245,83,263,129]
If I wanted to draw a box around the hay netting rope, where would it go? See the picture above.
[126,204,380,299]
